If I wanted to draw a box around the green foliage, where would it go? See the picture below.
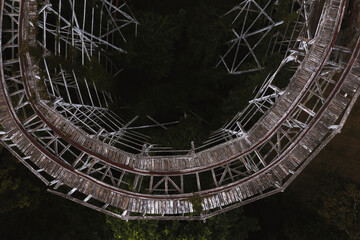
[0,151,42,213]
[318,176,360,240]
[189,195,203,215]
[244,190,348,240]
[109,0,301,149]
[273,0,298,24]
[181,4,230,68]
[147,115,209,150]
[106,218,158,240]
[0,149,111,240]
[28,46,43,63]
[44,52,114,92]
[79,56,114,92]
[124,11,182,79]
[111,3,241,149]
[106,207,259,240]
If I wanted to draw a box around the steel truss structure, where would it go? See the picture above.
[1,0,360,220]
[38,0,138,73]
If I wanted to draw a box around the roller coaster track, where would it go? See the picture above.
[0,0,360,220]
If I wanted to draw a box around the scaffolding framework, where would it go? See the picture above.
[217,0,284,74]
[38,0,138,71]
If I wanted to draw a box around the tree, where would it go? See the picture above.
[106,207,259,240]
[122,11,182,79]
[318,179,360,240]
[0,148,43,214]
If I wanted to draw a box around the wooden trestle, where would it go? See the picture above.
[0,0,359,220]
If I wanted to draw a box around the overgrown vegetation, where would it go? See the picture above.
[105,0,298,149]
[106,207,259,240]
[1,147,358,239]
[189,194,203,215]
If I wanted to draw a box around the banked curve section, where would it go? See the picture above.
[19,0,346,174]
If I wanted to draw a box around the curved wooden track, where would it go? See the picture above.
[0,0,359,220]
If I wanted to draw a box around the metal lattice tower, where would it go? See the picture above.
[1,0,360,220]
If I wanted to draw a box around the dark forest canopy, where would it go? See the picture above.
[1,149,358,240]
[35,0,296,149]
[97,0,294,149]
